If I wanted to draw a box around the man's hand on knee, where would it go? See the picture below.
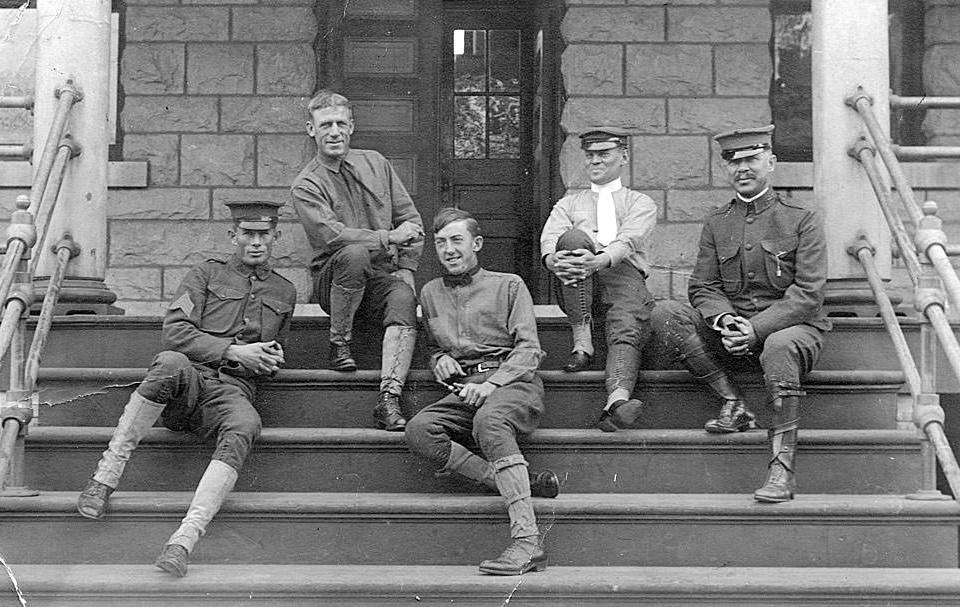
[225,341,285,375]
[459,381,496,408]
[720,316,758,356]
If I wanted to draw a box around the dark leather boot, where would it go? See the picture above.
[563,351,592,373]
[479,536,547,575]
[329,341,357,372]
[374,392,406,431]
[597,398,644,432]
[155,544,189,577]
[529,470,560,498]
[754,386,800,503]
[77,478,114,520]
[704,399,756,433]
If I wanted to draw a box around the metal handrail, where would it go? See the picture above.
[890,94,960,110]
[28,80,80,217]
[24,236,79,390]
[0,95,34,110]
[0,143,32,159]
[893,145,960,161]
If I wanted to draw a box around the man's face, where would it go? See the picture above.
[725,150,776,198]
[434,220,482,275]
[307,106,354,161]
[231,227,279,267]
[584,145,627,185]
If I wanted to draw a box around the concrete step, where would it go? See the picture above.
[2,492,957,568]
[34,369,905,430]
[18,315,940,376]
[26,427,923,495]
[6,564,960,606]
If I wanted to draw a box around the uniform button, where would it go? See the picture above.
[745,217,755,224]
[744,243,753,251]
[250,294,255,300]
[747,271,756,279]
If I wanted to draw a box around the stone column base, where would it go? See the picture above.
[31,277,122,315]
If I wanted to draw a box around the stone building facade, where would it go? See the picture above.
[1,0,959,314]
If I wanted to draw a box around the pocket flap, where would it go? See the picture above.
[207,285,245,300]
[717,242,741,263]
[761,236,799,256]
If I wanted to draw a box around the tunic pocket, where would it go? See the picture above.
[761,236,799,290]
[717,242,742,294]
[202,284,245,334]
[261,297,292,341]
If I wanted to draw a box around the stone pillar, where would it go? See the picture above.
[812,0,892,306]
[31,0,117,313]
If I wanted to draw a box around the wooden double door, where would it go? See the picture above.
[320,0,561,298]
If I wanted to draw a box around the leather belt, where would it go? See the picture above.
[461,360,502,375]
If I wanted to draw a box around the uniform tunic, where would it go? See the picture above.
[405,268,546,466]
[137,256,297,469]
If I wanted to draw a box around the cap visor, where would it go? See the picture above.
[582,141,620,151]
[236,220,274,230]
[729,148,765,160]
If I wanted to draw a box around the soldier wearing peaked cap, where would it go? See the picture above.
[651,125,830,502]
[77,199,297,576]
[539,127,658,432]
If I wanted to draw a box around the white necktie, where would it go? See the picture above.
[592,178,620,247]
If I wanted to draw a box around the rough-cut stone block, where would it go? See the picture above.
[670,267,692,300]
[232,7,316,41]
[111,220,311,267]
[163,267,191,300]
[212,188,297,220]
[927,134,960,148]
[126,7,228,42]
[123,134,179,186]
[926,7,960,45]
[632,135,710,189]
[669,98,771,134]
[561,98,666,135]
[716,44,770,96]
[645,265,672,300]
[257,44,316,95]
[120,44,185,94]
[273,266,312,303]
[666,189,731,222]
[648,222,703,268]
[122,96,218,133]
[221,97,307,133]
[626,45,711,96]
[181,135,255,186]
[105,268,162,301]
[668,7,770,42]
[108,188,210,220]
[257,135,313,187]
[924,46,960,95]
[187,44,254,94]
[561,45,623,95]
[561,7,664,43]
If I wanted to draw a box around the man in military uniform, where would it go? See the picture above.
[540,127,658,431]
[291,90,423,431]
[651,125,830,502]
[405,208,559,575]
[76,200,297,575]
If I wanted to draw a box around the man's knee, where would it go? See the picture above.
[472,408,518,458]
[137,350,191,402]
[649,300,698,345]
[330,244,372,279]
[404,413,448,466]
[556,229,594,251]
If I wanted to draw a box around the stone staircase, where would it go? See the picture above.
[1,313,960,605]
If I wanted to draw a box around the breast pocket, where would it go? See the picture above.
[261,297,292,341]
[201,285,246,334]
[761,236,799,290]
[717,242,743,294]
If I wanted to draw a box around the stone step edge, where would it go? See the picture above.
[36,368,906,391]
[4,492,958,520]
[28,426,922,449]
[6,564,960,598]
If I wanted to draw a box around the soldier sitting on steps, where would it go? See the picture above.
[405,207,560,576]
[650,125,831,503]
[76,200,297,576]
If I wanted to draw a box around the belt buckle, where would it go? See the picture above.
[476,361,488,373]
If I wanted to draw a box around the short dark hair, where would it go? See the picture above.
[307,90,351,117]
[433,207,480,238]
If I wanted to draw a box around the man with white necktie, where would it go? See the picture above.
[539,127,658,431]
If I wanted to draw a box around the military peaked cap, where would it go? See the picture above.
[580,126,631,151]
[714,124,774,161]
[225,200,283,230]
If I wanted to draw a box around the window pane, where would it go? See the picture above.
[489,96,520,158]
[771,11,812,162]
[454,29,486,92]
[489,30,520,93]
[455,95,486,158]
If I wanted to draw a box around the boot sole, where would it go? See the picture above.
[479,556,548,575]
[375,421,406,431]
[704,422,756,434]
[155,558,188,577]
[76,505,106,520]
[753,492,795,503]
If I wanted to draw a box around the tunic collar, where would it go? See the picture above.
[229,255,273,281]
[590,177,622,195]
